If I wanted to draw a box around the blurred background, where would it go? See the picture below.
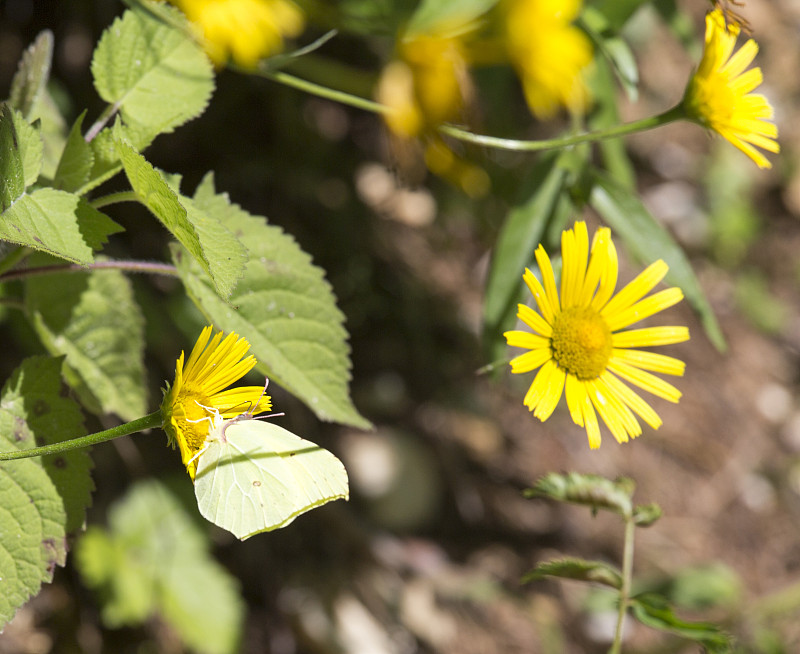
[1,0,799,652]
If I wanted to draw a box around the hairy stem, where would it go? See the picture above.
[85,102,122,143]
[609,517,636,654]
[441,107,684,152]
[90,191,139,209]
[0,260,179,283]
[0,411,163,461]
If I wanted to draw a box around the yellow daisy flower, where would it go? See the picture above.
[170,0,304,68]
[161,326,272,479]
[504,222,690,449]
[376,32,470,139]
[682,8,779,169]
[501,0,593,119]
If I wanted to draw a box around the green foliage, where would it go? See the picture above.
[53,111,94,193]
[8,30,54,120]
[77,480,244,654]
[0,105,25,209]
[522,558,622,590]
[116,141,246,299]
[91,2,214,136]
[482,153,572,361]
[589,169,726,351]
[525,471,638,519]
[176,173,369,428]
[582,6,639,101]
[630,593,734,652]
[0,187,116,265]
[0,357,92,625]
[194,414,349,540]
[25,258,147,421]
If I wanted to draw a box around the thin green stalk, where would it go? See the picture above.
[0,411,162,462]
[254,68,390,115]
[0,260,179,283]
[258,67,688,153]
[441,106,685,153]
[609,517,636,654]
[90,191,139,209]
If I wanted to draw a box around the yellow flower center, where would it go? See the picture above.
[551,306,613,380]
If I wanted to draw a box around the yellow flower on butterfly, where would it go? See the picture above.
[682,8,779,169]
[504,222,690,449]
[170,0,304,68]
[376,31,470,138]
[161,326,272,479]
[501,0,593,119]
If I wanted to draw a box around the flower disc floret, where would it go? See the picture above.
[504,221,689,449]
[551,306,612,380]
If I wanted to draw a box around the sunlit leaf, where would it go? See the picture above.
[26,259,147,421]
[174,173,369,429]
[8,30,54,120]
[0,357,91,627]
[116,141,245,298]
[91,3,214,135]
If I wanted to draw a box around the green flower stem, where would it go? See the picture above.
[441,106,685,153]
[0,260,179,283]
[609,517,636,654]
[0,411,162,462]
[90,191,139,209]
[260,68,688,153]
[255,68,390,115]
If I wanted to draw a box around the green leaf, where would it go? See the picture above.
[588,55,636,190]
[91,3,214,135]
[406,0,498,36]
[25,259,147,421]
[116,141,244,298]
[175,173,369,429]
[0,188,96,264]
[522,557,622,589]
[76,480,244,654]
[483,154,570,361]
[632,502,662,527]
[0,356,91,628]
[8,30,54,120]
[0,188,118,263]
[630,593,733,653]
[54,111,94,192]
[8,106,43,188]
[79,119,157,196]
[525,472,635,518]
[589,170,726,351]
[590,0,650,31]
[195,414,349,540]
[582,7,639,101]
[0,104,25,209]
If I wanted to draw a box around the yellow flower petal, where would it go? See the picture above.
[505,221,687,448]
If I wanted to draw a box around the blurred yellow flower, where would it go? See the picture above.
[683,9,778,169]
[170,0,304,67]
[161,326,272,479]
[505,222,689,449]
[376,32,470,138]
[501,0,593,119]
